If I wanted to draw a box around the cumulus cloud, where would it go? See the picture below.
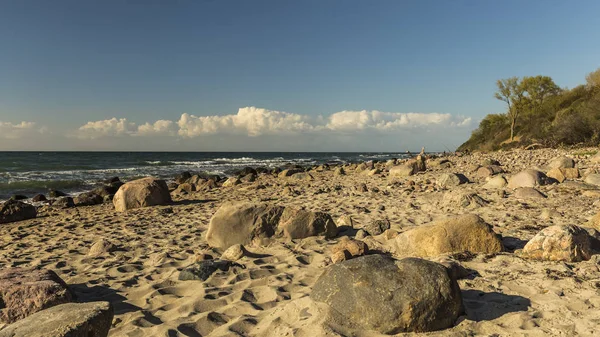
[136,120,176,136]
[0,121,40,139]
[325,110,471,131]
[177,107,314,137]
[77,118,136,139]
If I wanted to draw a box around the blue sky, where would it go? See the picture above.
[1,0,599,151]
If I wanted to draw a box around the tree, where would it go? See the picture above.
[521,75,561,110]
[494,77,526,141]
[586,68,600,90]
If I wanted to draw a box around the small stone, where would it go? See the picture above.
[221,244,246,261]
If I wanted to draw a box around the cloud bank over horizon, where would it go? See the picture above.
[1,107,473,151]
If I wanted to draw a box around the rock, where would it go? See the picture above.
[221,244,246,261]
[507,169,548,189]
[330,237,368,263]
[513,187,547,199]
[278,169,302,178]
[547,156,575,169]
[364,219,391,236]
[443,191,487,208]
[0,302,113,337]
[0,200,36,224]
[483,175,508,189]
[239,173,256,183]
[482,158,501,166]
[334,167,345,176]
[9,195,27,201]
[585,173,600,186]
[311,255,463,333]
[205,202,337,249]
[429,256,471,280]
[52,197,75,208]
[0,268,75,323]
[547,168,580,183]
[175,182,196,194]
[48,190,67,198]
[355,183,368,192]
[336,215,354,228]
[393,214,503,257]
[88,239,117,256]
[437,173,469,188]
[179,260,237,281]
[355,163,368,172]
[355,229,368,240]
[428,158,450,168]
[103,176,120,184]
[187,175,205,186]
[521,225,592,262]
[32,194,47,202]
[389,164,417,177]
[74,191,104,206]
[277,207,338,240]
[237,167,257,176]
[113,177,172,212]
[222,177,241,187]
[92,182,123,197]
[293,172,314,181]
[175,171,193,184]
[365,168,381,176]
[476,165,504,179]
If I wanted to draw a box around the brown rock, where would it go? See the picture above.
[0,200,36,224]
[522,225,592,262]
[112,177,172,212]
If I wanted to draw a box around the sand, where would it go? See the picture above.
[2,147,600,336]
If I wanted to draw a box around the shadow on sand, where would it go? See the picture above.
[462,289,531,322]
[70,283,141,315]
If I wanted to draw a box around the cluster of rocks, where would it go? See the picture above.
[0,268,113,336]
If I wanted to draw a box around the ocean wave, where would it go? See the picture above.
[0,180,88,193]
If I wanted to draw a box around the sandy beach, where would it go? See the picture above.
[2,148,600,336]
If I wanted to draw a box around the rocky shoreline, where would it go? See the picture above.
[2,147,600,335]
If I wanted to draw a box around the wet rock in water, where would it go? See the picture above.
[0,301,113,337]
[32,194,47,202]
[364,219,391,236]
[521,225,592,262]
[179,260,238,281]
[393,214,503,257]
[507,169,549,189]
[311,255,463,333]
[483,175,508,189]
[206,202,337,249]
[547,156,575,169]
[584,173,600,186]
[0,200,36,224]
[88,239,118,256]
[74,191,104,206]
[113,177,172,212]
[513,187,547,199]
[48,189,67,198]
[437,173,469,188]
[52,196,75,208]
[221,244,246,261]
[0,268,75,323]
[9,195,27,201]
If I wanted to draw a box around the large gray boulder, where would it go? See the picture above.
[0,268,75,323]
[112,177,172,212]
[311,255,463,333]
[393,214,503,257]
[547,156,575,169]
[0,302,113,337]
[507,169,548,189]
[205,202,337,249]
[0,200,36,224]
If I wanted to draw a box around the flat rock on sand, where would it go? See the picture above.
[0,268,75,323]
[113,177,172,212]
[311,254,463,334]
[0,302,114,337]
[393,214,503,257]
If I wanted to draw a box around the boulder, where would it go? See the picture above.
[355,163,368,172]
[278,169,302,178]
[175,171,193,184]
[482,158,501,166]
[483,175,507,189]
[48,190,67,198]
[507,169,548,189]
[236,167,257,176]
[311,255,463,333]
[52,197,75,208]
[521,225,592,262]
[364,219,391,236]
[437,173,469,188]
[334,167,345,176]
[584,173,600,186]
[547,156,575,169]
[206,202,337,249]
[513,187,547,199]
[179,260,237,281]
[293,172,314,181]
[92,182,123,197]
[546,168,580,183]
[112,177,172,212]
[174,182,195,194]
[330,237,368,263]
[0,200,36,224]
[393,214,503,257]
[10,195,27,201]
[0,268,75,323]
[442,190,487,208]
[88,239,117,256]
[389,164,417,177]
[74,191,104,206]
[32,194,47,202]
[0,302,113,337]
[476,165,504,179]
[222,177,241,187]
[239,173,256,183]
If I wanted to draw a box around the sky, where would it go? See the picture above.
[1,0,599,151]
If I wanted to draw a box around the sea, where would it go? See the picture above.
[0,152,415,200]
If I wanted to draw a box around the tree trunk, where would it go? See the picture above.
[510,118,516,141]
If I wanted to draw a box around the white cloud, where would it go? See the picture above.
[77,118,136,139]
[325,110,471,131]
[0,121,39,139]
[177,107,314,137]
[136,120,176,136]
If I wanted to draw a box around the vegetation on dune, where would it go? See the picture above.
[458,68,600,152]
